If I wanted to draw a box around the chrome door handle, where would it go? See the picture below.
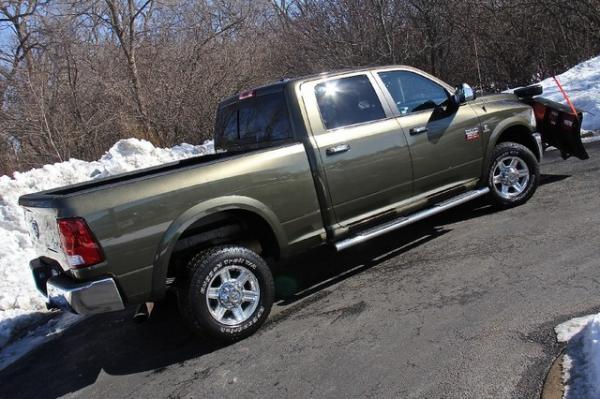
[409,126,428,135]
[326,144,351,155]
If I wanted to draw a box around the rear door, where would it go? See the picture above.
[374,69,484,194]
[301,72,413,227]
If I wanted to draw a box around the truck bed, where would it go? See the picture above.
[19,151,236,207]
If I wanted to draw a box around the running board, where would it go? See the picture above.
[334,187,490,251]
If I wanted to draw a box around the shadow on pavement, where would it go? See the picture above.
[540,173,571,186]
[0,195,501,399]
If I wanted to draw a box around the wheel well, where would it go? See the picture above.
[167,210,280,279]
[496,125,541,161]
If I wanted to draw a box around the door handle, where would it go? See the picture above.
[326,144,351,155]
[409,126,428,135]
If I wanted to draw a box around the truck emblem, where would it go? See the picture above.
[31,220,40,239]
[465,127,481,141]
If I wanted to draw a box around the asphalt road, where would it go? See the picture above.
[2,142,600,399]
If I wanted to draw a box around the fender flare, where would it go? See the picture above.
[482,116,538,176]
[150,195,287,299]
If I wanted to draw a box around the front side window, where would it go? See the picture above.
[315,75,386,130]
[378,71,449,115]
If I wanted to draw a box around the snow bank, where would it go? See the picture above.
[0,313,81,371]
[0,139,213,349]
[556,313,600,398]
[537,55,600,132]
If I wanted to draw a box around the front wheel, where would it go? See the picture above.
[487,142,540,207]
[178,245,274,341]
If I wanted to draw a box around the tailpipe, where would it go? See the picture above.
[133,302,154,323]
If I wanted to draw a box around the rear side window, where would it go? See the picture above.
[378,71,449,115]
[315,75,386,130]
[215,92,292,150]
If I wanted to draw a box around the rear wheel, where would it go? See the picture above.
[177,245,274,341]
[487,142,540,207]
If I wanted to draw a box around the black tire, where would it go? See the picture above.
[487,142,540,207]
[177,245,274,341]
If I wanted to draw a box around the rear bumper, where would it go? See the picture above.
[46,275,125,314]
[30,258,125,315]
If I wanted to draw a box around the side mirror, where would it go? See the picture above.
[454,83,476,104]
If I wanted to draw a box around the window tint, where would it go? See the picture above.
[215,92,292,149]
[315,75,386,130]
[238,94,291,142]
[378,71,449,115]
[217,105,238,145]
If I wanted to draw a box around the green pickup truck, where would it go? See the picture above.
[20,66,588,340]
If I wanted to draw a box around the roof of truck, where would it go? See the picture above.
[217,65,453,107]
[218,65,413,106]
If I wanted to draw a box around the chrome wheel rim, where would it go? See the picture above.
[492,156,530,199]
[205,265,260,326]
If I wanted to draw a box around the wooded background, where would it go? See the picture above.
[1,0,599,175]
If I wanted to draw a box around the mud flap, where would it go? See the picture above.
[524,96,589,160]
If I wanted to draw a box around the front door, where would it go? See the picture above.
[375,70,484,195]
[301,73,414,227]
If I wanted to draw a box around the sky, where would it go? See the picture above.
[0,23,13,55]
[0,21,15,68]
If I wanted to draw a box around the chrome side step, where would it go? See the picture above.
[334,187,490,251]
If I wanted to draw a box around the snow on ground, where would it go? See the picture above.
[556,314,600,398]
[0,138,213,366]
[582,134,600,144]
[0,313,81,371]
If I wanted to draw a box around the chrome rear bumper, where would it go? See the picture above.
[46,275,125,314]
[30,258,125,315]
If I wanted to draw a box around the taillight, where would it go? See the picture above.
[57,218,104,268]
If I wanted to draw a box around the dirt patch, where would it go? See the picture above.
[541,353,564,399]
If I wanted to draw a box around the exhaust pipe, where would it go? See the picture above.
[133,302,154,323]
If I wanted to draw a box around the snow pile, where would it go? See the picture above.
[556,313,600,398]
[0,313,81,371]
[537,55,600,132]
[0,138,213,349]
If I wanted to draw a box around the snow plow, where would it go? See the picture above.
[515,84,589,160]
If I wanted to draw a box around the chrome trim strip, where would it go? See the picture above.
[334,187,490,251]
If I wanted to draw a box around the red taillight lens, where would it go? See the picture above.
[57,218,104,268]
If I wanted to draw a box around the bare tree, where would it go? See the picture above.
[1,0,600,175]
[0,0,39,106]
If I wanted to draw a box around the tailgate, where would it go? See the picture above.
[22,206,69,270]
